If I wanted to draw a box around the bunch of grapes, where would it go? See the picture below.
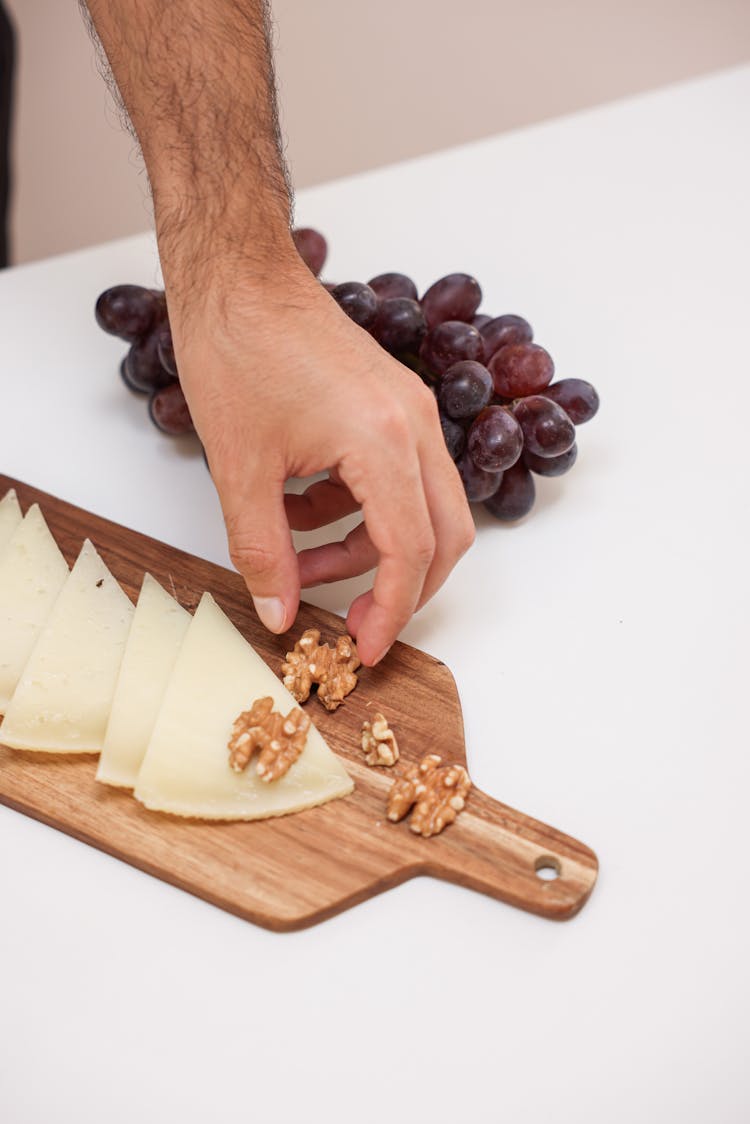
[294,228,600,522]
[94,285,193,436]
[96,226,598,521]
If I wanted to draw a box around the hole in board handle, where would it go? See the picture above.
[534,855,561,881]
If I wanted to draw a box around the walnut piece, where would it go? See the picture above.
[361,712,400,767]
[228,696,311,783]
[281,628,360,711]
[387,753,471,838]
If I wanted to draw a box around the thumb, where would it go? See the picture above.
[218,470,300,635]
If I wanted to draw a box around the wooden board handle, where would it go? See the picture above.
[412,788,598,921]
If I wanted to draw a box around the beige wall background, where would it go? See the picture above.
[7,0,750,264]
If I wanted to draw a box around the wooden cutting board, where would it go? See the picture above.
[0,474,598,930]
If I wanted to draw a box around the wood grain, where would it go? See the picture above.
[0,475,598,930]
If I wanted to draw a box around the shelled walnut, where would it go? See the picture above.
[281,628,360,711]
[228,696,311,782]
[387,753,470,838]
[361,712,399,767]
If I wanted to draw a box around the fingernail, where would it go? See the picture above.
[252,596,286,633]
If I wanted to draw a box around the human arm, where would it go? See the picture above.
[82,0,475,665]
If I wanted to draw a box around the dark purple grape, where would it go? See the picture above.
[292,227,327,276]
[489,343,554,398]
[513,395,575,457]
[95,285,163,343]
[541,379,599,425]
[523,443,578,476]
[421,320,483,376]
[421,273,482,329]
[331,282,378,329]
[392,350,435,382]
[368,272,418,302]
[123,332,173,392]
[372,298,426,354]
[440,413,466,461]
[119,356,148,395]
[480,315,533,361]
[156,326,177,377]
[151,289,168,321]
[438,361,493,420]
[468,406,523,472]
[149,383,194,435]
[483,461,535,521]
[456,450,503,502]
[472,313,493,331]
[394,350,423,374]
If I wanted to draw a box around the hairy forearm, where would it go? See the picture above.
[82,0,294,292]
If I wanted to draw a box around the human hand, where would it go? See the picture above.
[169,259,475,666]
[83,0,473,664]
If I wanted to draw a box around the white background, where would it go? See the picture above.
[1,67,749,1122]
[10,0,750,263]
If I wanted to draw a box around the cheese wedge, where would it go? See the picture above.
[0,489,23,554]
[1,539,134,752]
[134,592,354,820]
[97,574,191,788]
[0,504,69,713]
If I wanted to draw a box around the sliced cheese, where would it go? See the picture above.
[134,592,354,820]
[0,504,69,713]
[1,539,134,752]
[0,489,23,554]
[97,574,191,789]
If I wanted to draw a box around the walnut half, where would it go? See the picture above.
[228,696,311,783]
[281,628,360,711]
[361,712,399,767]
[387,753,470,838]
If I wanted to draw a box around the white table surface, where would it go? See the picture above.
[1,64,749,1123]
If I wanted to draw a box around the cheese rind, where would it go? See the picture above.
[97,574,191,788]
[0,489,23,554]
[0,539,134,752]
[0,504,69,712]
[134,592,354,820]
